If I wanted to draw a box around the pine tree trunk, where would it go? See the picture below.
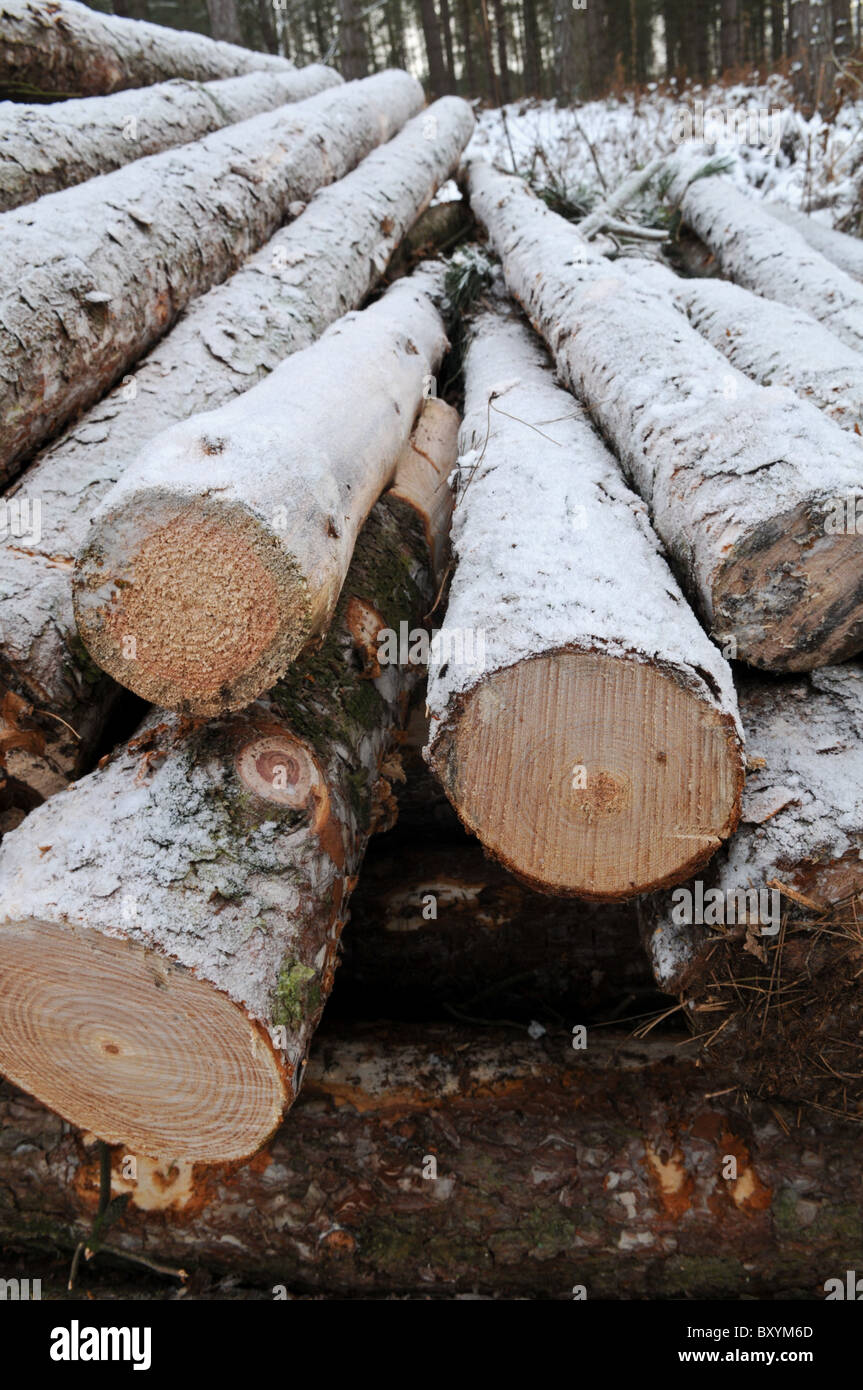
[640,662,863,1114]
[720,0,741,68]
[0,64,342,213]
[0,402,458,1164]
[206,0,244,45]
[338,0,369,79]
[492,0,511,102]
[0,98,473,808]
[468,159,863,674]
[73,269,449,717]
[2,1024,862,1296]
[624,257,863,435]
[522,0,542,94]
[0,71,423,483]
[418,0,449,97]
[0,0,292,100]
[425,293,744,900]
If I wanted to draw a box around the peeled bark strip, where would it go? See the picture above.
[0,403,458,1163]
[2,1025,862,1298]
[0,69,423,478]
[425,295,743,900]
[0,0,292,100]
[336,840,651,1018]
[624,256,863,435]
[467,160,863,674]
[641,662,863,1109]
[74,267,448,717]
[762,201,863,284]
[0,65,342,212]
[666,160,863,352]
[0,98,473,802]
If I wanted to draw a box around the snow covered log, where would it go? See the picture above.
[0,65,342,213]
[762,201,863,284]
[641,662,863,1109]
[2,1024,862,1298]
[337,840,651,1017]
[0,0,292,101]
[467,160,863,674]
[0,98,473,804]
[73,268,448,717]
[0,401,459,1163]
[425,293,744,900]
[665,161,863,353]
[623,256,863,435]
[0,70,424,478]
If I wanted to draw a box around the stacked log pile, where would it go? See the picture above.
[3,0,863,1300]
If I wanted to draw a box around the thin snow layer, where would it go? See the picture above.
[647,663,863,988]
[0,715,315,1026]
[425,296,740,736]
[762,203,863,282]
[665,154,863,351]
[467,160,863,626]
[621,257,863,435]
[0,98,473,711]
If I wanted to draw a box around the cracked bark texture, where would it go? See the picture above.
[0,431,453,1161]
[0,97,473,800]
[0,65,343,212]
[623,256,863,435]
[1,1025,862,1299]
[641,662,863,1110]
[0,69,424,478]
[467,159,863,673]
[0,0,292,100]
[667,162,863,352]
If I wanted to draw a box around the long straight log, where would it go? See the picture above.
[0,69,424,478]
[0,0,292,100]
[666,160,863,351]
[623,256,863,435]
[762,200,863,284]
[2,1024,862,1298]
[0,98,474,804]
[467,159,863,674]
[73,267,449,718]
[426,292,743,898]
[0,65,343,212]
[0,400,458,1163]
[640,662,863,1110]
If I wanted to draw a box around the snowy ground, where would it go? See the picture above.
[454,74,863,231]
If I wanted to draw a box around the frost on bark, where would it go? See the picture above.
[665,158,863,352]
[467,159,863,674]
[0,69,424,478]
[2,1025,862,1297]
[762,200,863,283]
[641,662,863,1111]
[0,64,343,212]
[74,266,449,717]
[0,97,473,804]
[0,400,459,1163]
[623,256,863,435]
[425,293,743,900]
[0,0,292,100]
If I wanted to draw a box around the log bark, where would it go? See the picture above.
[640,661,863,1111]
[762,200,863,283]
[0,0,292,101]
[623,256,863,435]
[0,69,424,480]
[73,267,449,717]
[467,159,863,674]
[335,840,652,1018]
[666,158,863,352]
[424,290,744,899]
[0,97,474,806]
[0,64,343,213]
[0,399,459,1164]
[3,1023,863,1298]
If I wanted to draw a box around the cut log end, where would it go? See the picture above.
[74,497,311,715]
[714,503,863,672]
[429,650,742,899]
[0,919,287,1163]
